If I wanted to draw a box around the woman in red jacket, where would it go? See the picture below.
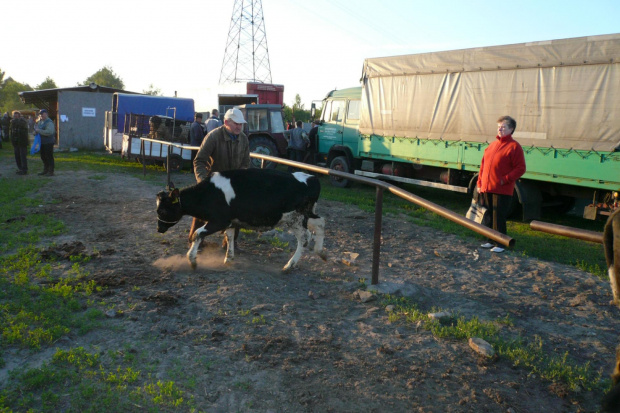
[477,116,526,252]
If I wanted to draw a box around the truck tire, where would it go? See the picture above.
[330,156,351,188]
[249,136,278,169]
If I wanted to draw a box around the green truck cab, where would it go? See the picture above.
[315,88,362,186]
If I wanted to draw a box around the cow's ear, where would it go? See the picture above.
[171,188,180,204]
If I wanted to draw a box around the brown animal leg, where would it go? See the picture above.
[603,209,620,307]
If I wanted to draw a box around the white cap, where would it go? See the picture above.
[224,108,246,124]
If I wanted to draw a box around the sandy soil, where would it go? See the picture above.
[2,160,619,412]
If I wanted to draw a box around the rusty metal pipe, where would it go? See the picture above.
[530,220,603,244]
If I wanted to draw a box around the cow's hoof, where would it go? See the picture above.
[188,259,197,270]
[317,250,327,261]
[282,262,296,273]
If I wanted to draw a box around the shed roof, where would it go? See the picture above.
[19,84,139,118]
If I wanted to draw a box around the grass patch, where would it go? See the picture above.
[0,178,66,253]
[380,294,608,394]
[0,247,105,349]
[0,347,196,412]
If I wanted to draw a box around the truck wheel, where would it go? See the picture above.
[330,156,351,188]
[249,136,278,169]
[167,154,184,172]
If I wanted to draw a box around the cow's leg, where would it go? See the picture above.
[223,227,236,264]
[187,222,227,269]
[307,216,326,260]
[283,220,308,272]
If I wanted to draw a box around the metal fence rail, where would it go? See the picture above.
[141,137,514,285]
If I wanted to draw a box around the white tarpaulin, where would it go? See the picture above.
[360,34,620,151]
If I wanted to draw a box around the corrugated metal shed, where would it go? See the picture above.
[18,84,140,149]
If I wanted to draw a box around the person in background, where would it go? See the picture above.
[28,115,35,134]
[34,109,56,176]
[287,120,309,172]
[189,112,204,171]
[304,121,319,165]
[10,111,29,175]
[189,107,250,243]
[477,115,526,253]
[205,109,222,134]
[1,112,12,149]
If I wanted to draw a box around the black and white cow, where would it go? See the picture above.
[156,168,326,271]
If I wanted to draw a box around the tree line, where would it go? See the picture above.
[0,65,314,122]
[0,66,160,115]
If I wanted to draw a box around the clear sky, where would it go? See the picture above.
[2,0,619,111]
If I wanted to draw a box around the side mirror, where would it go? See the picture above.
[310,103,316,119]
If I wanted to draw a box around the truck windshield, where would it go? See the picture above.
[324,100,345,123]
[246,109,269,132]
[270,111,285,133]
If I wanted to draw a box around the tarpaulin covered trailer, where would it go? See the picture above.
[316,33,620,219]
[113,93,194,133]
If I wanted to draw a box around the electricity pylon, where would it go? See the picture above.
[219,0,272,84]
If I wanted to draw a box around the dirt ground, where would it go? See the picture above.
[2,160,619,412]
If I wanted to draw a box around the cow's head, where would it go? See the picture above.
[156,188,182,233]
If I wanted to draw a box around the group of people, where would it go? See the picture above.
[1,109,56,176]
[286,120,318,171]
[2,104,524,255]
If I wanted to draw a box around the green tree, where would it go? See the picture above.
[282,103,292,123]
[36,77,58,90]
[82,66,124,89]
[142,83,162,96]
[290,94,311,123]
[0,76,33,114]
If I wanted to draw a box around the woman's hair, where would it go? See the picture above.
[497,115,516,132]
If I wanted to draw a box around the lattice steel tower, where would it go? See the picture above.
[219,0,272,84]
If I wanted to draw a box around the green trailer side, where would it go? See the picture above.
[359,135,619,192]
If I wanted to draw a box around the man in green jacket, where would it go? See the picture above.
[34,109,56,176]
[10,111,29,175]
